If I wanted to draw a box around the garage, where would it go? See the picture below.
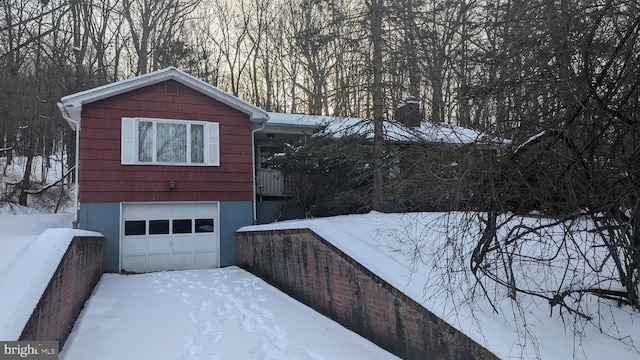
[121,202,219,273]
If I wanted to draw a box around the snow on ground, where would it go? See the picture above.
[239,211,640,360]
[61,268,398,360]
[4,211,637,359]
[1,153,636,360]
[0,156,395,359]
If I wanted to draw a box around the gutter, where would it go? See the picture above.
[251,118,268,225]
[56,102,80,228]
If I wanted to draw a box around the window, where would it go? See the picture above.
[121,117,219,166]
[149,220,170,235]
[195,219,214,233]
[128,219,214,235]
[124,220,146,236]
[173,219,192,234]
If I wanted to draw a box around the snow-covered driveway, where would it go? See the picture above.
[61,267,397,360]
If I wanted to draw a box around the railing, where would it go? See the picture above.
[257,169,295,196]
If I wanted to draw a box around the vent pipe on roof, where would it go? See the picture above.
[395,96,421,127]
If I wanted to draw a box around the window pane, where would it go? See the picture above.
[157,123,186,163]
[149,220,169,234]
[124,220,146,235]
[138,121,153,162]
[195,219,214,233]
[173,219,192,234]
[191,124,204,163]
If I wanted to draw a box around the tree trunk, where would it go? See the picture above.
[19,148,34,206]
[370,0,385,211]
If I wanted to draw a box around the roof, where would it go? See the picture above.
[262,112,345,136]
[264,112,502,145]
[58,67,269,130]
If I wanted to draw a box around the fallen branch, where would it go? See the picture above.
[24,166,75,195]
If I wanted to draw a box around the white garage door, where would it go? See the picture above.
[121,202,219,273]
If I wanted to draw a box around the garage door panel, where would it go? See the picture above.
[195,253,217,269]
[172,236,194,253]
[148,255,171,272]
[148,204,171,219]
[172,204,194,218]
[122,255,146,273]
[194,203,216,217]
[122,237,146,255]
[122,204,148,219]
[172,254,195,270]
[195,235,216,252]
[148,237,171,254]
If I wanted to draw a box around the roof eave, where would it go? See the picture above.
[58,67,269,123]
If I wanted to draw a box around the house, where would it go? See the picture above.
[253,107,501,217]
[58,67,268,273]
[58,67,495,273]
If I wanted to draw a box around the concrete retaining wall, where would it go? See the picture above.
[19,236,104,347]
[236,228,497,360]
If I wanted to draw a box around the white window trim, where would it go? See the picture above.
[122,117,220,166]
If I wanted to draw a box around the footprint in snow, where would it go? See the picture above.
[253,325,289,359]
[305,350,328,360]
[201,321,212,336]
[188,312,198,323]
[182,292,193,304]
[209,332,224,343]
[199,301,209,312]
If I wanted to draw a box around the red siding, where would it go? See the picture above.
[78,81,254,203]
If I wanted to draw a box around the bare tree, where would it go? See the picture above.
[366,0,386,211]
[452,0,640,314]
[121,0,200,75]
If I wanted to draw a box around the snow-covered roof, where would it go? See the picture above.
[58,67,269,130]
[265,112,501,145]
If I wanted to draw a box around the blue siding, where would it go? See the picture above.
[219,201,253,266]
[256,199,305,224]
[78,202,121,272]
[256,200,281,224]
[78,201,253,272]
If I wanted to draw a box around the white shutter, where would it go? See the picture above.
[207,122,220,166]
[121,117,136,165]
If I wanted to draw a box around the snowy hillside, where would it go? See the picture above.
[0,155,74,215]
[2,155,637,359]
[240,212,640,360]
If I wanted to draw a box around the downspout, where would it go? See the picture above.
[251,119,267,225]
[57,102,80,228]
